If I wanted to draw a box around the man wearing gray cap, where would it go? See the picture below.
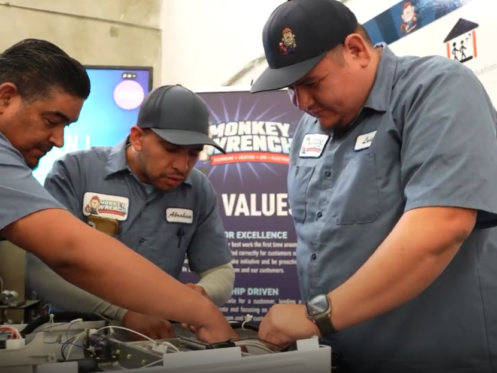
[26,84,235,340]
[251,0,497,372]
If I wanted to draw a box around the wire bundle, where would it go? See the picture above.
[0,326,20,339]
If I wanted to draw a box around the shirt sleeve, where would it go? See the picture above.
[25,252,128,321]
[197,262,235,306]
[187,176,233,274]
[43,153,85,220]
[0,137,65,232]
[32,153,129,321]
[401,59,497,229]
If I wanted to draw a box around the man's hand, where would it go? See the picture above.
[258,304,319,350]
[123,311,176,340]
[196,316,240,344]
[181,283,210,332]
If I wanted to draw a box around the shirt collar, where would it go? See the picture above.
[103,139,128,178]
[362,43,399,112]
[103,138,192,186]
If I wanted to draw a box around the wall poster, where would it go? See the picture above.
[180,89,304,322]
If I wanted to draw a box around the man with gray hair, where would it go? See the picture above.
[0,38,236,343]
[27,84,235,339]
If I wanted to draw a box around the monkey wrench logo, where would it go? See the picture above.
[200,121,292,166]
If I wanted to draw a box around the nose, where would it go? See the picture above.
[171,151,190,173]
[290,86,314,111]
[49,127,65,148]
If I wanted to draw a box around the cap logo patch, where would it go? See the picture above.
[279,27,296,55]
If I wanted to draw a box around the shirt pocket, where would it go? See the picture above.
[287,165,315,224]
[332,152,381,225]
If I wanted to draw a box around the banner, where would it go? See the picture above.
[180,89,304,323]
[377,0,497,103]
[363,0,474,46]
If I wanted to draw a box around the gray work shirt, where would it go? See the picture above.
[43,139,232,278]
[0,132,63,236]
[289,46,497,373]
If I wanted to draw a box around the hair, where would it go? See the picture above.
[0,39,91,101]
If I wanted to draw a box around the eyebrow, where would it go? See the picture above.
[43,110,72,123]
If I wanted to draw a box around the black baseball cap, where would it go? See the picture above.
[251,0,358,93]
[137,85,226,153]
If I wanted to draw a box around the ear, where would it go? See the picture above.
[0,83,18,112]
[129,126,146,151]
[343,34,372,67]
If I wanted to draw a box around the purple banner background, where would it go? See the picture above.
[179,89,304,323]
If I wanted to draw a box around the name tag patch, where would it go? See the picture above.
[166,208,193,224]
[299,134,330,158]
[354,131,377,151]
[83,192,129,221]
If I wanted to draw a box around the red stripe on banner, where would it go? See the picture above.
[210,152,289,165]
[97,209,125,217]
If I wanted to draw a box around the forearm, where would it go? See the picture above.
[4,210,224,328]
[59,233,223,327]
[25,253,127,321]
[328,207,475,331]
[197,263,235,306]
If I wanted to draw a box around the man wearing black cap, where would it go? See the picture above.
[26,85,235,340]
[253,0,497,372]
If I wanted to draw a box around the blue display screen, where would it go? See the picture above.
[32,67,152,184]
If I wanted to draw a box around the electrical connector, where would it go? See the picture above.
[152,343,168,354]
[6,338,25,350]
[296,336,319,352]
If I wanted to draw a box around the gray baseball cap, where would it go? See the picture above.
[137,84,226,153]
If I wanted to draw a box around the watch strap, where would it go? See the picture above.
[315,315,337,336]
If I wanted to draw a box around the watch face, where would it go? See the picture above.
[306,294,329,317]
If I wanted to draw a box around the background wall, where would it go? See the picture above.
[160,0,397,87]
[160,0,283,88]
[0,0,162,319]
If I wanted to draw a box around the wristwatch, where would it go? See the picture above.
[305,294,338,336]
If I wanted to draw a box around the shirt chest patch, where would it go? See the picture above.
[83,192,129,221]
[166,208,193,224]
[299,133,330,158]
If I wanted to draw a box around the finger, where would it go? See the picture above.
[258,318,269,339]
[159,331,175,339]
[166,326,176,338]
[189,325,197,333]
[264,332,289,351]
[181,323,188,329]
[131,331,146,341]
[149,332,160,340]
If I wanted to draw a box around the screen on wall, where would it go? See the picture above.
[32,67,153,184]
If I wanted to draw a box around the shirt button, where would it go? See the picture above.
[139,237,146,243]
[325,171,331,177]
[311,254,317,261]
[317,211,323,218]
